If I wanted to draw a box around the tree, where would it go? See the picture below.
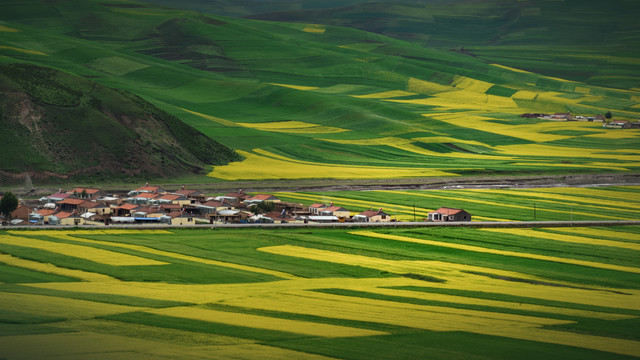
[81,189,88,199]
[0,192,19,219]
[605,111,613,120]
[252,201,275,215]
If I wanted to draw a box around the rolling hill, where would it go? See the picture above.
[0,0,638,183]
[0,62,240,184]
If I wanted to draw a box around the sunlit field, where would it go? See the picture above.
[1,223,639,359]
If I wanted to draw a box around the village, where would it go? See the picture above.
[520,112,640,128]
[0,184,471,226]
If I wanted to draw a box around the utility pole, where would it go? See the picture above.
[533,203,536,221]
[413,204,416,222]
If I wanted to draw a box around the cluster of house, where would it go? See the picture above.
[1,184,472,226]
[520,112,639,128]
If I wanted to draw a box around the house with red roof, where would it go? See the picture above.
[309,203,327,215]
[67,188,102,199]
[353,209,390,222]
[320,206,350,222]
[428,207,471,222]
[244,194,281,205]
[56,198,86,212]
[155,194,190,206]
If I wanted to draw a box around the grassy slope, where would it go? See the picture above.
[0,0,638,183]
[0,62,240,182]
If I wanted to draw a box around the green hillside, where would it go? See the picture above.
[0,63,239,183]
[0,0,638,182]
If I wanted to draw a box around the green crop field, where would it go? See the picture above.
[1,186,640,359]
[1,0,639,183]
[1,224,639,359]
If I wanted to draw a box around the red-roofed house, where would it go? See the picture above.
[353,209,390,222]
[128,184,165,197]
[67,188,102,199]
[320,206,350,222]
[56,198,86,212]
[155,194,190,206]
[428,207,471,222]
[113,203,140,216]
[309,203,327,215]
[244,194,281,205]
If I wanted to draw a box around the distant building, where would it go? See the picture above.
[353,209,391,222]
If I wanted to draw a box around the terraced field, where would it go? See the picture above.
[1,186,640,359]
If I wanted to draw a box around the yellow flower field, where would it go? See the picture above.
[460,189,640,212]
[451,75,494,93]
[209,149,457,180]
[481,228,640,251]
[302,24,326,34]
[0,45,47,56]
[319,136,515,161]
[1,292,140,319]
[0,331,333,360]
[267,83,319,90]
[0,25,20,32]
[148,306,387,338]
[547,227,640,242]
[351,90,416,99]
[0,234,167,266]
[377,189,628,220]
[258,245,634,320]
[389,90,519,112]
[406,77,456,94]
[495,144,640,161]
[0,253,116,282]
[351,231,640,274]
[237,120,347,134]
[531,186,640,203]
[21,231,299,280]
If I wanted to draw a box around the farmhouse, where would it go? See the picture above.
[67,188,102,199]
[428,207,472,222]
[320,205,351,222]
[309,203,327,214]
[353,209,391,222]
[244,194,281,205]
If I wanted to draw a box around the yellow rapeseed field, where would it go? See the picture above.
[495,144,640,161]
[0,253,116,282]
[267,83,319,90]
[547,227,640,242]
[460,189,640,213]
[530,186,640,203]
[481,228,640,251]
[25,231,299,280]
[406,77,456,94]
[148,306,387,337]
[378,189,625,220]
[0,234,167,266]
[237,120,347,134]
[390,90,519,112]
[208,149,457,180]
[351,231,640,274]
[1,292,140,319]
[451,75,495,93]
[0,45,47,56]
[351,90,416,99]
[302,24,326,34]
[0,25,20,32]
[490,64,533,74]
